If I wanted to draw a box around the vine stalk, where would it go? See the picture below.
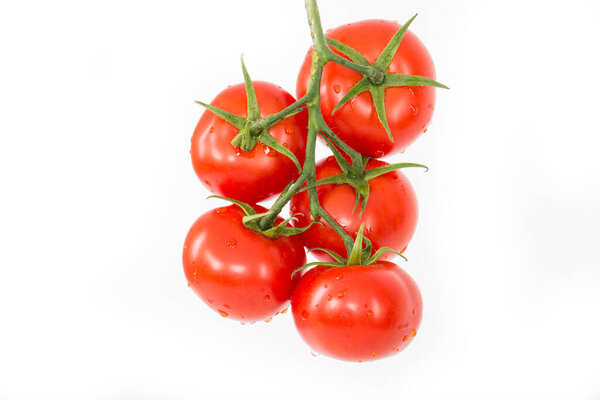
[257,0,370,256]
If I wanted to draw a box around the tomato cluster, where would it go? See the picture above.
[183,2,444,363]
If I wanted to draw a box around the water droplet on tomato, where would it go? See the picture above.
[374,150,384,157]
[423,128,428,133]
[216,207,228,214]
[323,283,328,288]
[358,360,363,363]
[301,310,310,320]
[284,126,294,135]
[264,146,277,157]
[408,88,416,96]
[335,274,343,280]
[327,295,332,301]
[235,151,241,156]
[223,304,231,309]
[400,149,405,154]
[218,310,229,317]
[240,321,246,325]
[209,126,214,133]
[337,289,348,298]
[311,350,319,357]
[187,282,191,287]
[367,310,374,318]
[280,307,288,314]
[333,84,341,94]
[411,329,417,337]
[371,353,377,358]
[402,335,408,342]
[409,105,418,114]
[193,271,197,280]
[264,294,270,300]
[264,317,273,323]
[227,238,237,248]
[207,298,214,304]
[249,321,256,324]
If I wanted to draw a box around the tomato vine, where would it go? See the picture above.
[186,0,447,361]
[196,0,446,258]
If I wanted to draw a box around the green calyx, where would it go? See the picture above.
[327,14,449,142]
[291,223,407,277]
[209,195,321,239]
[195,56,302,172]
[301,133,428,216]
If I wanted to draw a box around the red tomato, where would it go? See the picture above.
[182,204,306,322]
[297,20,436,157]
[291,262,422,361]
[191,82,307,203]
[290,156,418,260]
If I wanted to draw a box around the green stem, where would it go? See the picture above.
[306,103,354,256]
[258,0,355,256]
[250,1,371,226]
[326,52,384,83]
[258,171,308,229]
[259,93,311,129]
[305,0,329,54]
[315,113,364,178]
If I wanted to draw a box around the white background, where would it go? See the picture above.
[1,0,600,399]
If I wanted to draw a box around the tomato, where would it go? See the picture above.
[291,262,422,361]
[182,204,306,322]
[290,156,418,260]
[297,19,436,157]
[191,82,307,203]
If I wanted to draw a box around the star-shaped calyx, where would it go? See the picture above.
[302,132,428,216]
[195,56,303,172]
[327,14,449,141]
[291,223,408,277]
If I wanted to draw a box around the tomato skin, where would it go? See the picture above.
[182,204,306,322]
[191,81,307,203]
[290,156,418,261]
[297,20,436,157]
[291,262,422,361]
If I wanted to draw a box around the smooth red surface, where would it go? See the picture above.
[182,205,306,322]
[290,156,418,261]
[291,262,422,362]
[297,20,436,157]
[191,81,307,203]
